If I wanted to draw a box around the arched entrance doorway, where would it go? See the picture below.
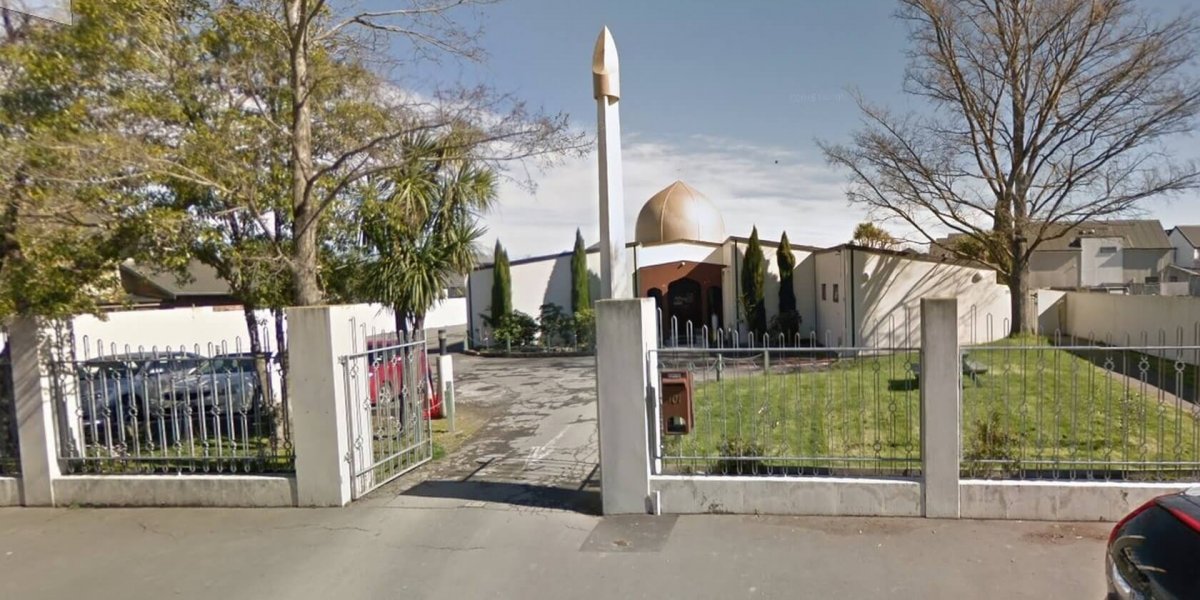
[667,278,702,339]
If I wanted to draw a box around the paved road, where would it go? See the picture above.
[0,353,1115,599]
[363,354,602,513]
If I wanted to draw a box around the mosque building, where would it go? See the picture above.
[467,181,1012,347]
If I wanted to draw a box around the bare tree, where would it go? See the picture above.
[821,0,1200,335]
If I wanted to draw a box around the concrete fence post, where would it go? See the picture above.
[920,298,961,518]
[10,317,61,506]
[287,306,358,507]
[595,298,658,515]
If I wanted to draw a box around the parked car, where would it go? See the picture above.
[75,352,205,438]
[1107,487,1200,599]
[365,337,442,420]
[170,354,266,413]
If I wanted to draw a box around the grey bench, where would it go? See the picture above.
[909,353,989,385]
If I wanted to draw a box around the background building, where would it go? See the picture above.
[469,181,1011,347]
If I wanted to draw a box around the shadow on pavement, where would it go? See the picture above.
[402,480,601,515]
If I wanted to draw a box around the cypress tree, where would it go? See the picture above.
[777,231,796,314]
[491,240,512,323]
[741,227,767,335]
[570,229,590,314]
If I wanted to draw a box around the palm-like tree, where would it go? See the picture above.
[356,130,496,334]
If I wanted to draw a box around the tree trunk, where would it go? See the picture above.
[1007,263,1036,337]
[272,307,290,449]
[287,1,321,306]
[242,303,263,355]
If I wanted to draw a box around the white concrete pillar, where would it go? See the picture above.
[595,298,658,515]
[287,306,358,507]
[10,317,60,506]
[920,298,961,518]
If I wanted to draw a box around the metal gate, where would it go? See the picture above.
[340,336,434,499]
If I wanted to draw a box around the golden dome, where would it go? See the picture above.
[634,181,726,244]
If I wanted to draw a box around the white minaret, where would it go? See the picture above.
[593,26,631,300]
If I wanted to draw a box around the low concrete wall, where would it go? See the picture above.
[651,476,922,517]
[960,480,1194,522]
[0,477,22,506]
[52,475,297,507]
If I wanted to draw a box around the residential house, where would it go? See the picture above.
[934,220,1173,292]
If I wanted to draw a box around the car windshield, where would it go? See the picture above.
[78,361,133,379]
[196,357,257,375]
[138,356,204,377]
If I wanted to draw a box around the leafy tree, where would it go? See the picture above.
[776,231,796,314]
[348,130,497,333]
[852,222,896,249]
[822,0,1200,335]
[537,303,570,347]
[491,310,537,348]
[490,240,512,326]
[774,231,798,338]
[570,229,590,314]
[741,227,766,335]
[0,0,194,320]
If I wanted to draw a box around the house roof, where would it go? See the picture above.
[1170,225,1200,247]
[1034,220,1171,251]
[119,260,232,300]
[933,220,1172,254]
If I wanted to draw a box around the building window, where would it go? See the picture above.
[821,283,827,301]
[833,284,840,303]
[1098,246,1117,255]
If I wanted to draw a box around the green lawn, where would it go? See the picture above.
[660,338,1200,480]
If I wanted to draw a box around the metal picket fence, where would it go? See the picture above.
[960,337,1200,481]
[55,337,293,475]
[654,330,922,479]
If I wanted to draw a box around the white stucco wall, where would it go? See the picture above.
[1079,237,1124,287]
[794,253,817,340]
[635,242,723,269]
[70,301,464,358]
[814,250,848,346]
[1123,248,1173,284]
[854,251,1010,348]
[1064,292,1200,362]
[1036,289,1067,336]
[1029,251,1079,289]
[467,251,602,340]
[1169,229,1196,268]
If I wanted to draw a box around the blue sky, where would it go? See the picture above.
[371,0,1200,259]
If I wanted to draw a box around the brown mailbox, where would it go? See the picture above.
[660,370,694,435]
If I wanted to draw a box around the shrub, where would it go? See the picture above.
[573,307,596,350]
[963,408,1022,478]
[538,303,572,347]
[491,310,538,347]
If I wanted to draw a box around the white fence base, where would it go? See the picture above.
[651,476,922,517]
[0,477,22,506]
[960,480,1195,522]
[51,475,297,507]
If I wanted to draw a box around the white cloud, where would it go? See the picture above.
[482,134,868,259]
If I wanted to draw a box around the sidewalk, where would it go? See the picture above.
[0,499,1108,599]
